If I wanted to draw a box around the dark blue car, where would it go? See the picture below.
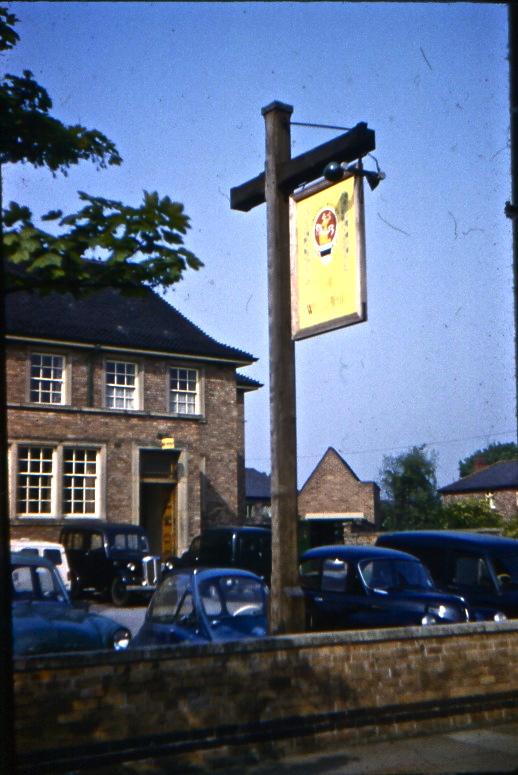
[132,567,269,647]
[376,531,518,619]
[299,544,471,631]
[11,552,131,656]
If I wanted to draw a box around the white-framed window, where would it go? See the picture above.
[63,448,98,515]
[30,353,65,405]
[16,446,54,516]
[169,367,199,415]
[105,360,138,410]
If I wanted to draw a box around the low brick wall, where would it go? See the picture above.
[15,621,518,773]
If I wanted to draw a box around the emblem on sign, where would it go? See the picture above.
[314,207,337,264]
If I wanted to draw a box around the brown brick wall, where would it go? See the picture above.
[7,342,246,546]
[298,448,380,525]
[14,622,518,771]
[442,490,518,521]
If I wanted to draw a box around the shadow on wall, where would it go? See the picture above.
[200,472,239,528]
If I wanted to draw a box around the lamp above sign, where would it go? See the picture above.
[289,172,367,341]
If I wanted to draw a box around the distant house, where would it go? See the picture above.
[439,460,518,520]
[6,283,260,557]
[298,447,380,545]
[247,448,380,545]
[244,468,271,524]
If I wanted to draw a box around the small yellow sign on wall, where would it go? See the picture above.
[160,437,176,450]
[289,173,367,340]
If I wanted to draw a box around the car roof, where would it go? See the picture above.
[301,544,420,562]
[379,531,518,552]
[60,519,146,534]
[167,566,264,582]
[202,526,271,535]
[11,551,56,568]
[11,539,64,549]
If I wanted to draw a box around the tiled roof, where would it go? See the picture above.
[236,373,263,391]
[6,286,256,365]
[245,468,271,500]
[439,460,518,494]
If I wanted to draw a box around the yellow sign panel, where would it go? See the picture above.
[290,173,367,340]
[160,437,176,450]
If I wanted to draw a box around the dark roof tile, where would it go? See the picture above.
[6,286,255,364]
[439,460,518,493]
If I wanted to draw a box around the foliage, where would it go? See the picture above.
[0,7,202,295]
[458,442,518,478]
[4,192,201,295]
[379,445,442,530]
[438,498,503,530]
[503,517,518,540]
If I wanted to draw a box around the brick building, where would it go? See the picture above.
[439,460,518,521]
[298,447,380,545]
[6,284,260,556]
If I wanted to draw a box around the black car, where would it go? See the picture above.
[299,544,471,631]
[11,552,131,655]
[376,530,518,619]
[168,526,271,582]
[60,520,161,606]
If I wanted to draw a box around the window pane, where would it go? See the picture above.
[63,448,98,515]
[105,361,137,409]
[17,446,53,515]
[30,354,64,405]
[170,367,198,415]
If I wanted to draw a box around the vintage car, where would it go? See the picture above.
[165,526,271,582]
[11,537,71,591]
[60,520,161,606]
[131,567,269,647]
[299,544,472,631]
[11,552,131,656]
[376,530,518,619]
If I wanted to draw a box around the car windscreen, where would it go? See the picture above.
[11,564,65,602]
[359,559,434,592]
[199,576,265,619]
[148,574,191,623]
[109,532,149,553]
[491,552,518,589]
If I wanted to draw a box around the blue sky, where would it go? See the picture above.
[4,2,514,488]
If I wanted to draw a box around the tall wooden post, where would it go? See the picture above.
[262,102,304,633]
[509,3,518,442]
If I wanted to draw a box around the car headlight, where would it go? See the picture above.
[112,628,131,651]
[426,604,459,622]
[127,563,136,572]
[494,611,507,622]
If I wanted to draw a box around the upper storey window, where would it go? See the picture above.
[105,360,138,410]
[30,354,65,405]
[169,367,199,415]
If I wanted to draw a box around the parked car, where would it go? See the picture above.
[376,530,518,619]
[60,520,161,606]
[11,538,71,591]
[299,544,472,631]
[11,552,131,656]
[131,567,269,647]
[167,526,271,582]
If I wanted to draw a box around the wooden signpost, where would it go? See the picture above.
[231,102,375,632]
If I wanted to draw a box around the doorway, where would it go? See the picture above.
[139,449,179,558]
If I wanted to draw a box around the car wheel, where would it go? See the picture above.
[110,578,129,607]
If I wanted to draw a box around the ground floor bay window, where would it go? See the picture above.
[9,443,103,519]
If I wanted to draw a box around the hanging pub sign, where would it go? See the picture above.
[289,172,367,341]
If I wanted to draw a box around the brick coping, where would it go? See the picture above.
[14,618,518,671]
